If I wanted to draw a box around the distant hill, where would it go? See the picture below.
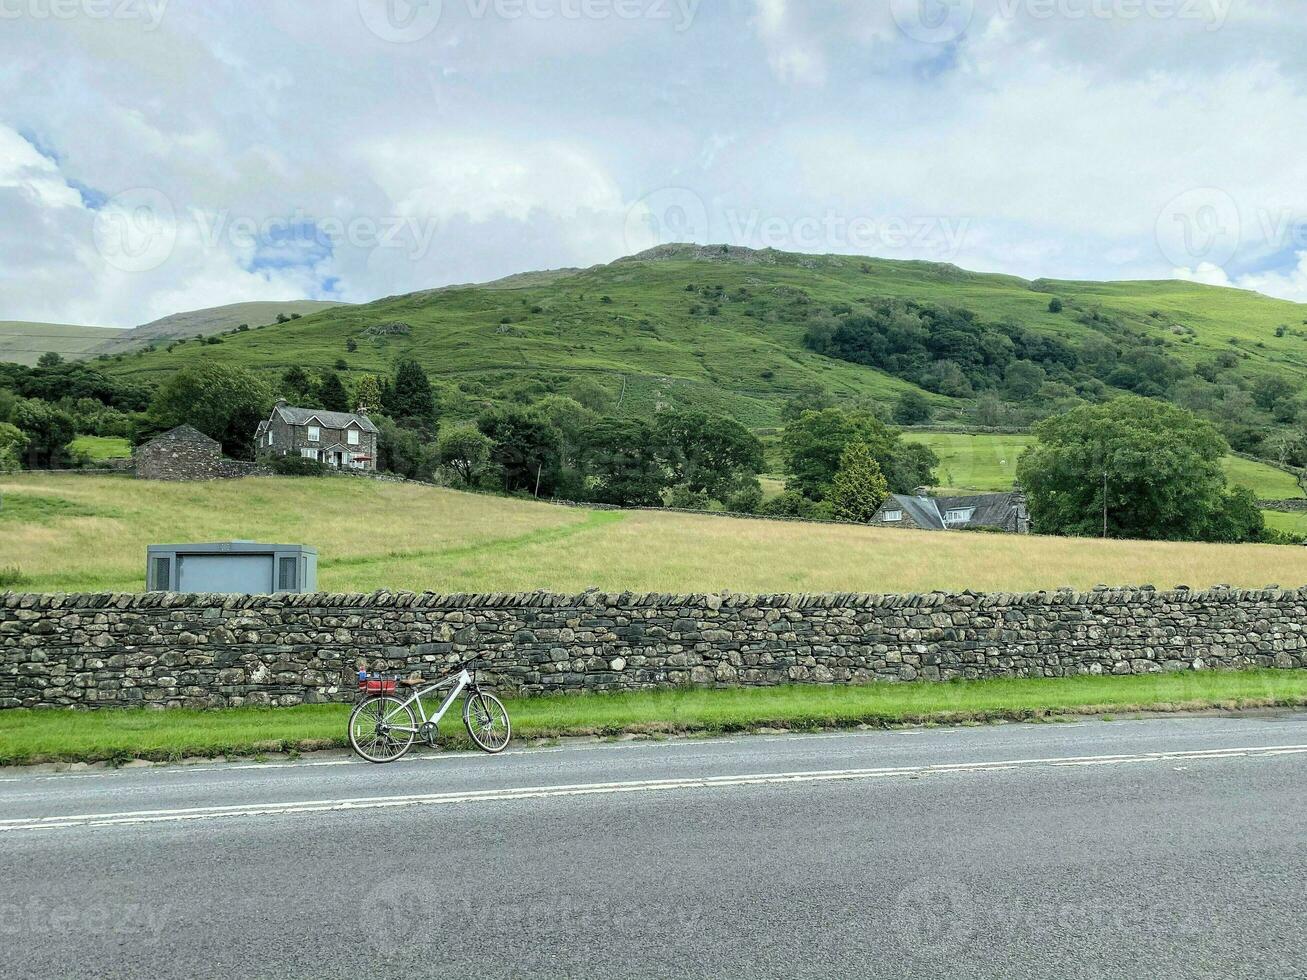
[0,301,352,366]
[0,321,124,366]
[87,300,349,355]
[105,245,1307,435]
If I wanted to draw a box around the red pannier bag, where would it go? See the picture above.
[360,675,399,696]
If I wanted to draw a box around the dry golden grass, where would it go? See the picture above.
[4,474,1307,595]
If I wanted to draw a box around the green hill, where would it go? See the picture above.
[0,321,124,366]
[99,245,1307,433]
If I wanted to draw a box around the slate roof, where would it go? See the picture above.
[272,403,378,434]
[883,492,1024,531]
[148,424,219,447]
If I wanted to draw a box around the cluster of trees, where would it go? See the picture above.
[0,355,151,469]
[803,297,1307,457]
[761,407,938,522]
[1016,396,1278,544]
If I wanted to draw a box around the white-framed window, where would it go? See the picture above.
[265,431,273,447]
[883,510,903,523]
[306,425,320,443]
[347,428,360,446]
[300,448,318,460]
[945,509,975,524]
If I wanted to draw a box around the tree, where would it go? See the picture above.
[386,360,437,429]
[781,409,933,500]
[437,425,493,485]
[11,399,75,467]
[780,385,834,423]
[1016,395,1244,542]
[892,390,933,425]
[657,410,765,503]
[578,418,669,506]
[37,352,63,368]
[0,422,27,472]
[375,416,438,481]
[477,407,562,495]
[830,442,889,523]
[354,375,384,414]
[1048,298,1064,314]
[148,364,272,459]
[318,372,350,413]
[536,395,596,468]
[280,366,314,402]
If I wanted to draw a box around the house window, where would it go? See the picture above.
[306,425,320,443]
[883,510,903,523]
[347,429,360,446]
[265,432,273,447]
[945,509,975,524]
[300,448,318,460]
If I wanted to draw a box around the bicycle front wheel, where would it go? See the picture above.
[349,696,417,763]
[463,692,511,754]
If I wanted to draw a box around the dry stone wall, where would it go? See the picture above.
[3,586,1306,709]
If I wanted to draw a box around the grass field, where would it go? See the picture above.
[2,671,1304,765]
[5,474,1307,595]
[90,246,1307,428]
[903,431,1304,499]
[67,435,132,461]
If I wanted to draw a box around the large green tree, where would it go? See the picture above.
[318,372,350,413]
[830,442,890,523]
[656,410,765,503]
[386,360,437,429]
[1016,395,1257,542]
[578,418,669,506]
[437,425,493,486]
[781,409,935,500]
[148,364,272,460]
[477,407,562,495]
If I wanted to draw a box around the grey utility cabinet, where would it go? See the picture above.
[146,542,318,594]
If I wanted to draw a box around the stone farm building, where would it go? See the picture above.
[256,400,378,471]
[872,491,1031,534]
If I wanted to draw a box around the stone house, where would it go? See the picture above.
[255,400,378,471]
[135,425,267,481]
[872,491,1031,534]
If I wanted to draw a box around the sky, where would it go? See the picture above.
[1,0,1306,328]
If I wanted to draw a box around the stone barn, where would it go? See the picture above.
[135,425,269,482]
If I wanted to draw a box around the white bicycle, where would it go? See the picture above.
[348,658,512,763]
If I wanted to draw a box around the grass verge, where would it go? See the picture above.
[3,670,1307,766]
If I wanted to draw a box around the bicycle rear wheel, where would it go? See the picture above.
[463,692,511,754]
[349,696,417,763]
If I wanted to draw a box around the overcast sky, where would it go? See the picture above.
[1,0,1304,328]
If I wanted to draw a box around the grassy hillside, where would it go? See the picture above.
[903,431,1304,500]
[0,321,124,366]
[86,300,349,357]
[99,245,1307,428]
[5,474,1307,595]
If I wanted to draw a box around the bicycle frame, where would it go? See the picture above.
[380,668,473,734]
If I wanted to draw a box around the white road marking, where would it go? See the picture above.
[2,742,1304,834]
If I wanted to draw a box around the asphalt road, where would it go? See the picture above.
[2,714,1306,979]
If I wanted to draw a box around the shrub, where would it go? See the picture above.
[268,455,328,477]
